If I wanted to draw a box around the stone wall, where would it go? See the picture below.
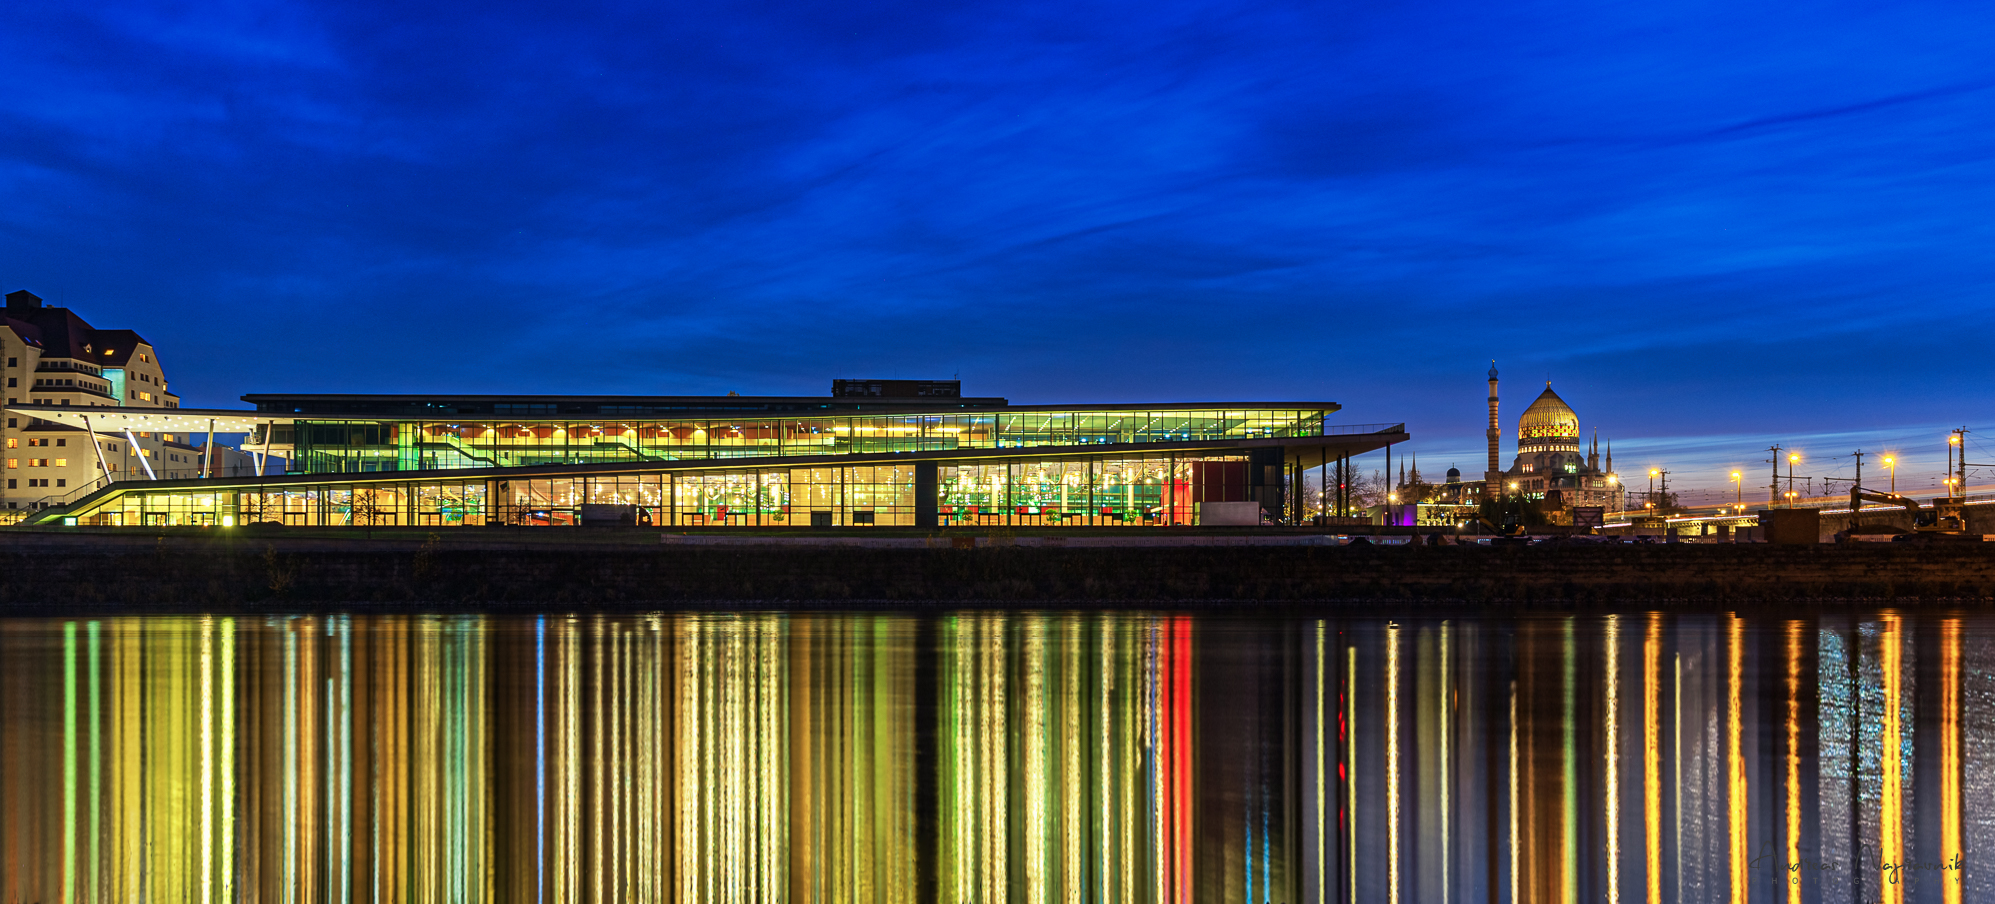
[3,534,1994,609]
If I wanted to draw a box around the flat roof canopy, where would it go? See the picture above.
[3,405,287,433]
[5,400,1347,432]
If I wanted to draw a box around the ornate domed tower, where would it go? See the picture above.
[1516,384,1581,473]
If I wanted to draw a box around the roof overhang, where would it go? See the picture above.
[2,405,287,432]
[4,401,1345,430]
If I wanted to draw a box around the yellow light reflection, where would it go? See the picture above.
[1605,614,1620,904]
[1785,620,1803,904]
[1940,617,1962,904]
[1387,623,1401,904]
[1880,613,1904,904]
[1728,613,1747,904]
[1643,613,1662,904]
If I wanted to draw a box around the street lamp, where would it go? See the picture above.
[1730,470,1742,505]
[1882,455,1895,493]
[1948,432,1963,499]
[1787,452,1800,504]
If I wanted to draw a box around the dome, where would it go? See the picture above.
[1517,385,1580,452]
[1446,466,1462,482]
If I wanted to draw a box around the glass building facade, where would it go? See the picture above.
[10,397,1407,529]
[277,408,1329,473]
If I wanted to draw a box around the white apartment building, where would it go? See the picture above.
[1,288,202,514]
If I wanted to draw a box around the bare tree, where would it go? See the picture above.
[1350,469,1388,510]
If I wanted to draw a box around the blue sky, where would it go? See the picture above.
[3,0,1991,490]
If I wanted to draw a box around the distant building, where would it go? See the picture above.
[1502,383,1618,510]
[1410,365,1621,519]
[1,289,193,514]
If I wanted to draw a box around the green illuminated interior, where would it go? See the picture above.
[281,407,1327,474]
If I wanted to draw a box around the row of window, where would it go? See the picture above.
[7,478,65,489]
[281,410,1331,474]
[5,454,167,467]
[32,359,102,375]
[2,439,136,456]
[65,455,1258,527]
[29,377,109,394]
[6,352,155,368]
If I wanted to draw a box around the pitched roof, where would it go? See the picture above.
[2,290,153,363]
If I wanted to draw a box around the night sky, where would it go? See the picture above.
[4,0,1991,489]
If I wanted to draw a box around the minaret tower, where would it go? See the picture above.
[1484,361,1501,500]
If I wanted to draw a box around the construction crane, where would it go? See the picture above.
[1844,485,1968,540]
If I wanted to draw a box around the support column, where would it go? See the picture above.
[1336,454,1345,517]
[486,479,504,526]
[122,427,156,480]
[202,418,215,479]
[914,460,938,528]
[1088,459,1096,527]
[82,415,112,493]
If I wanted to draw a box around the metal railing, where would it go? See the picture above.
[1322,422,1406,436]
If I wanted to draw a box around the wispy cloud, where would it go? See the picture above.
[0,0,1988,432]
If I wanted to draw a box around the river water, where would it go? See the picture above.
[0,610,1984,903]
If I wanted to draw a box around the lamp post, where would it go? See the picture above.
[1730,470,1741,506]
[1949,432,1963,500]
[1649,468,1658,512]
[1787,452,1800,505]
[1882,455,1895,494]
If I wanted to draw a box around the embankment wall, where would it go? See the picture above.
[3,534,1993,609]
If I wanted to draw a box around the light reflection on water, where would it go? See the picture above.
[0,610,1985,903]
